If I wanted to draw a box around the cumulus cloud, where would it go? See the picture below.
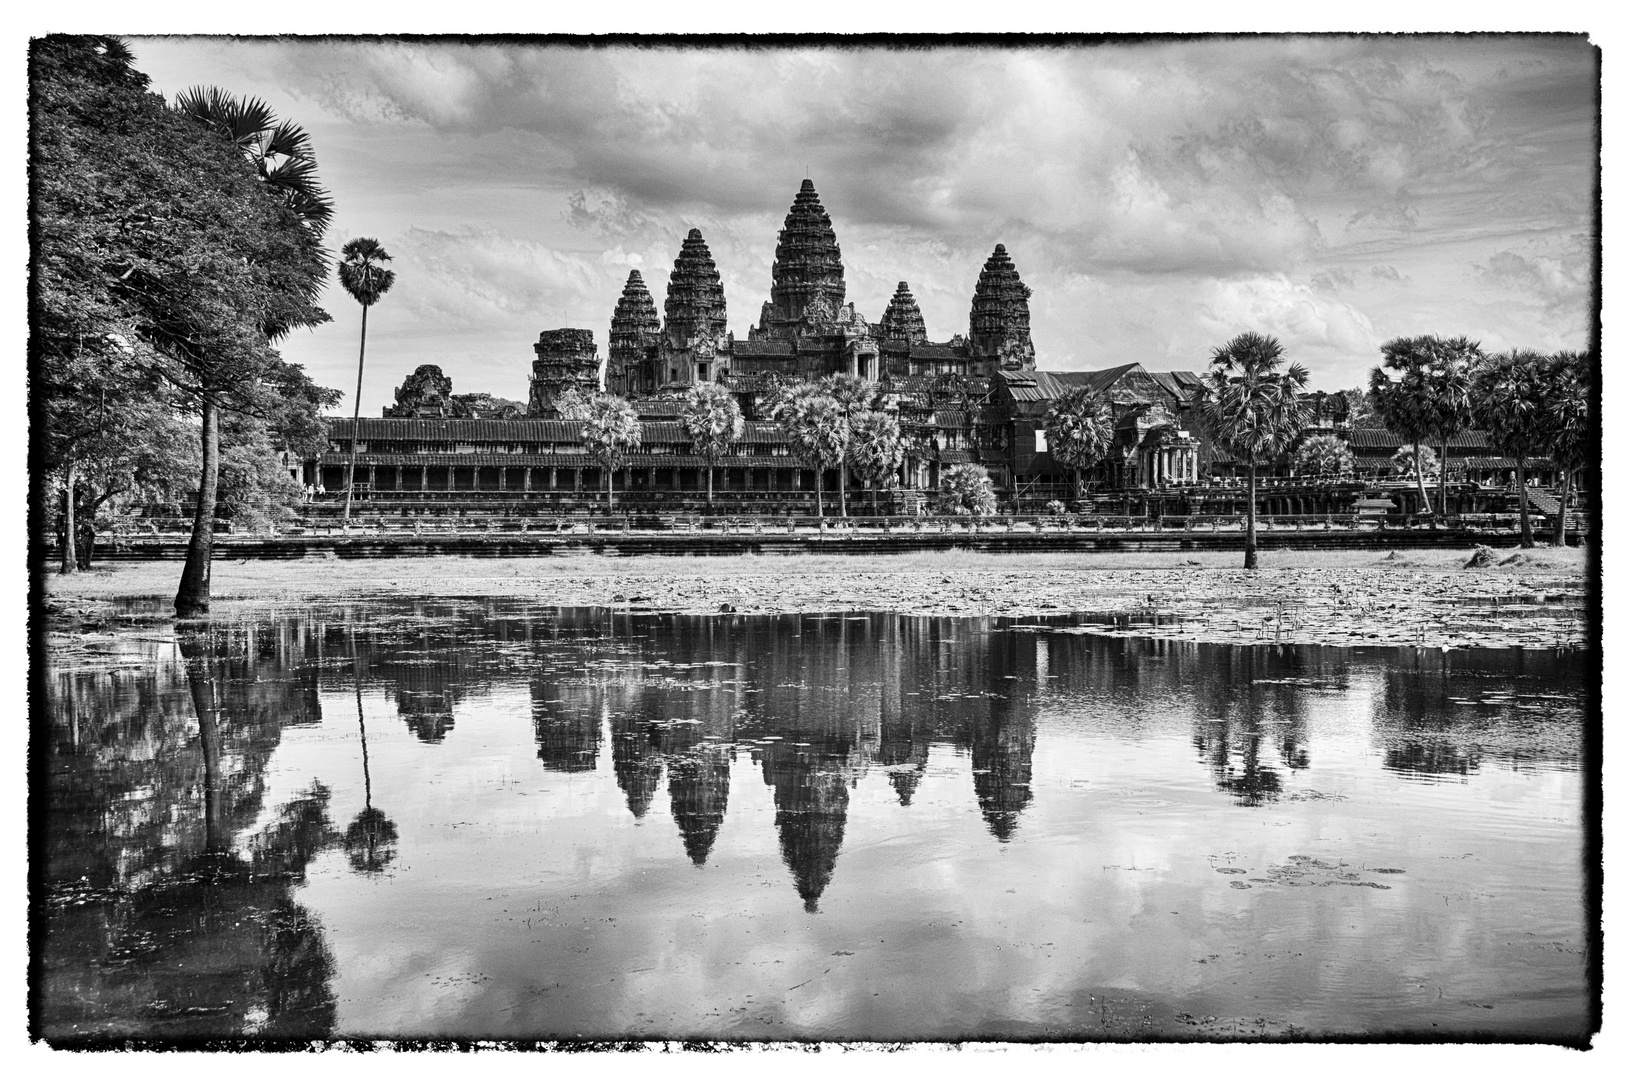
[125,35,1596,407]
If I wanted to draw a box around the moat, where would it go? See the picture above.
[38,601,1592,1043]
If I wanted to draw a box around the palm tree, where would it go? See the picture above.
[680,382,744,508]
[1293,433,1354,481]
[582,394,642,512]
[175,87,334,233]
[1424,336,1481,517]
[1042,386,1114,506]
[1473,350,1551,548]
[817,373,874,518]
[938,463,998,516]
[847,410,906,509]
[1368,337,1439,516]
[773,384,846,518]
[1198,332,1310,570]
[1544,350,1592,546]
[338,239,396,523]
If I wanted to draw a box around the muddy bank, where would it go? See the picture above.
[41,546,1589,652]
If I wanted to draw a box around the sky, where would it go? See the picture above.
[125,35,1598,415]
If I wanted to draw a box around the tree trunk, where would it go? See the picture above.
[1515,456,1533,548]
[1553,468,1571,547]
[707,463,714,507]
[1072,467,1083,507]
[607,464,615,513]
[344,303,370,523]
[838,462,848,518]
[814,468,824,519]
[1412,443,1429,516]
[176,391,220,618]
[1437,437,1450,517]
[1244,464,1259,570]
[59,461,77,575]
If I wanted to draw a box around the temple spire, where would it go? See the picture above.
[969,243,1035,370]
[663,229,727,349]
[768,180,845,329]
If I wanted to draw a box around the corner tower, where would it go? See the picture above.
[608,270,661,396]
[969,243,1035,371]
[879,281,929,345]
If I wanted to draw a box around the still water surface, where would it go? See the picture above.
[40,600,1591,1042]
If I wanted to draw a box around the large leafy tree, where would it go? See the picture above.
[847,410,906,506]
[581,394,642,512]
[337,238,396,522]
[174,85,334,232]
[1543,350,1593,546]
[1042,386,1114,505]
[1367,336,1439,516]
[772,383,845,518]
[1473,350,1552,548]
[680,382,744,507]
[1423,336,1481,517]
[816,373,875,518]
[32,36,335,614]
[1198,332,1310,569]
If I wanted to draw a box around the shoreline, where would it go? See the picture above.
[41,546,1589,653]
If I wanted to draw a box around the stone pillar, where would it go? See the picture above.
[550,467,558,490]
[573,469,582,492]
[524,467,532,492]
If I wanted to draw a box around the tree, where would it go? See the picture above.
[772,383,845,518]
[1197,332,1310,569]
[1293,433,1354,481]
[937,463,998,517]
[1543,350,1593,546]
[1473,350,1551,548]
[174,85,334,233]
[1042,386,1114,505]
[581,394,642,512]
[1391,443,1439,480]
[31,37,335,615]
[1368,337,1439,516]
[337,238,396,523]
[816,373,875,518]
[680,382,744,508]
[847,410,906,508]
[1423,336,1481,517]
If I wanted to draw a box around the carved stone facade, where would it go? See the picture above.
[968,244,1036,371]
[384,364,456,418]
[878,282,928,345]
[527,329,602,418]
[608,270,661,397]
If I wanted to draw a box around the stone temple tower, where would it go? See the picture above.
[878,281,929,345]
[759,179,846,339]
[968,243,1036,371]
[607,270,661,396]
[661,228,729,385]
[527,328,602,417]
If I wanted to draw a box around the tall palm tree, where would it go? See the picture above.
[847,410,906,509]
[175,87,334,233]
[1198,332,1309,569]
[1368,337,1439,516]
[773,384,846,518]
[1042,386,1115,506]
[1473,349,1551,548]
[1424,336,1481,517]
[680,382,744,508]
[582,394,642,512]
[816,373,874,517]
[337,239,396,523]
[1544,350,1592,546]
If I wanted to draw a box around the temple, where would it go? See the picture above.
[306,180,1566,520]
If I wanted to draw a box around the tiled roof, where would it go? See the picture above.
[731,339,795,356]
[328,417,786,444]
[999,367,1140,403]
[908,343,971,360]
[1346,428,1493,450]
[320,453,804,469]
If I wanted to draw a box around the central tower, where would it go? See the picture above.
[763,179,846,337]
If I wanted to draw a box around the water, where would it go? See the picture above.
[38,600,1592,1043]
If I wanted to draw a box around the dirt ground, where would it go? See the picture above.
[41,545,1590,652]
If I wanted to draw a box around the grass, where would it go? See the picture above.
[41,544,1588,603]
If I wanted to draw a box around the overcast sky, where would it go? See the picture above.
[126,35,1597,415]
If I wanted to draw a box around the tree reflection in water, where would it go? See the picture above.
[40,628,340,1041]
[342,660,398,875]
